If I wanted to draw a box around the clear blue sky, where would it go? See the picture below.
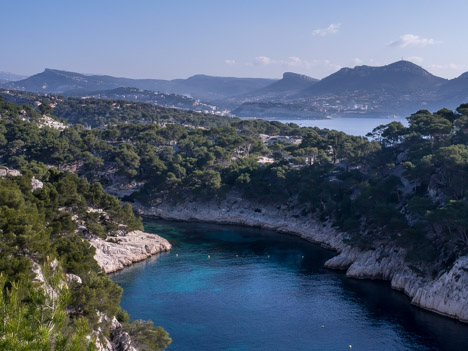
[1,0,467,79]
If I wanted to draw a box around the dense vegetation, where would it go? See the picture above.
[0,89,235,128]
[0,170,171,350]
[1,91,468,348]
[0,140,171,348]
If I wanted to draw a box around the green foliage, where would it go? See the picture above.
[53,235,99,276]
[48,96,233,128]
[0,267,96,351]
[123,320,172,351]
[2,93,468,314]
[70,272,123,326]
[0,165,168,349]
[408,109,453,140]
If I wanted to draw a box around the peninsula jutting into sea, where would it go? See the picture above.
[1,1,468,350]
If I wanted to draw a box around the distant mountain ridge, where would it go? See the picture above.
[305,61,446,94]
[229,72,319,104]
[2,61,468,119]
[439,72,468,95]
[259,72,318,92]
[236,61,468,118]
[2,68,276,102]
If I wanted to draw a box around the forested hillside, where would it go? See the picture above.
[1,95,468,263]
[0,89,235,128]
[0,166,171,350]
[1,92,468,347]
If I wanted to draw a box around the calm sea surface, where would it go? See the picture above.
[111,220,468,351]
[239,117,409,136]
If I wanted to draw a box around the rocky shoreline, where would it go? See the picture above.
[134,195,468,323]
[86,231,172,350]
[89,230,172,273]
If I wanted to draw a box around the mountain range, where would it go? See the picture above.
[233,61,467,118]
[2,61,468,119]
[1,69,274,103]
[306,60,446,94]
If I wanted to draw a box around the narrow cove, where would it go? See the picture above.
[111,220,468,351]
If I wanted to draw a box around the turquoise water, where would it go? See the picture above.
[111,220,468,351]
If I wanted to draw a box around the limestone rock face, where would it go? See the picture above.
[326,245,468,322]
[134,197,347,251]
[110,317,137,351]
[408,256,468,322]
[31,177,44,190]
[89,230,172,273]
[135,195,468,323]
[0,167,21,178]
[93,335,113,351]
[92,314,138,351]
[324,247,361,270]
[0,167,43,190]
[345,247,406,280]
[66,273,82,286]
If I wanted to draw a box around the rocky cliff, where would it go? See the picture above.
[327,246,468,322]
[89,230,172,273]
[134,195,468,323]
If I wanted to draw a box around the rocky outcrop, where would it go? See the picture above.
[31,176,44,190]
[110,317,137,351]
[38,115,67,130]
[31,260,139,351]
[392,256,468,322]
[92,312,138,351]
[135,195,468,323]
[0,166,21,178]
[0,167,44,191]
[89,230,172,273]
[325,245,468,322]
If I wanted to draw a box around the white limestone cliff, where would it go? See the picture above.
[134,195,468,323]
[89,230,172,273]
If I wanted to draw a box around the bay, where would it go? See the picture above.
[112,220,468,351]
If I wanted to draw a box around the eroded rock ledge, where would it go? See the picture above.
[134,196,468,323]
[89,230,172,273]
[327,246,468,322]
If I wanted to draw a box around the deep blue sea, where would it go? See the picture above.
[111,220,468,351]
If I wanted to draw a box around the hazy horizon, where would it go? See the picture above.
[3,58,463,82]
[2,0,468,80]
